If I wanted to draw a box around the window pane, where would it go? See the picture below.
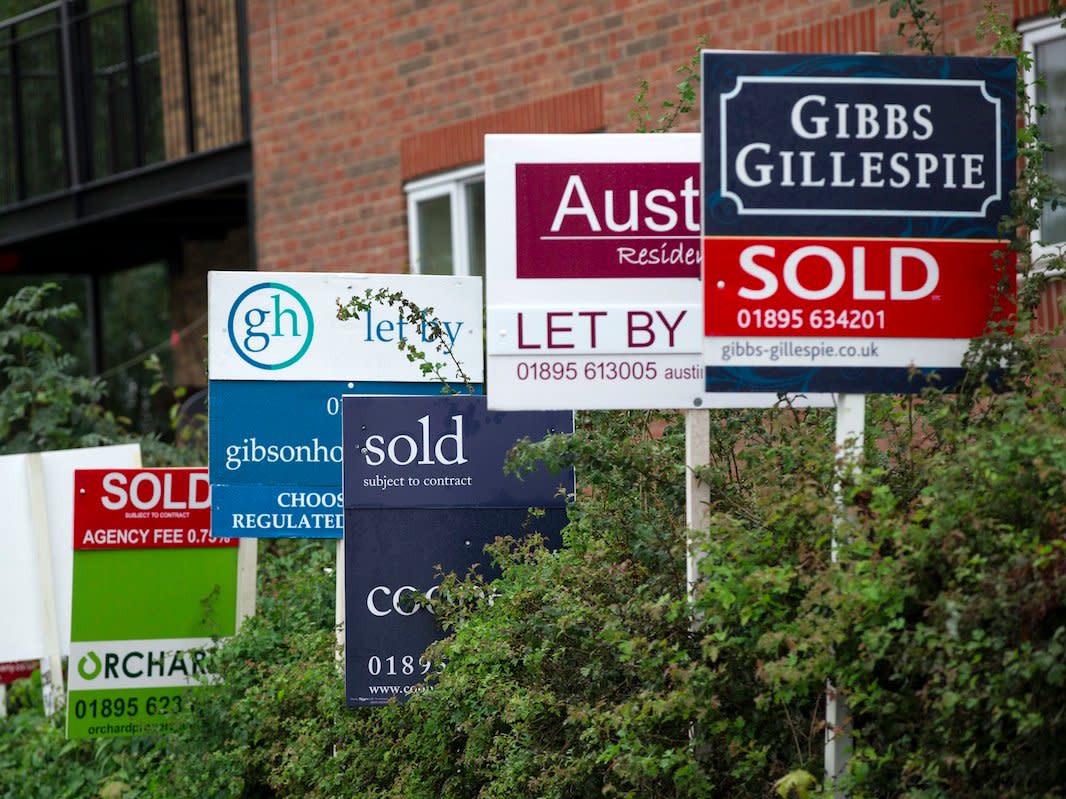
[133,0,164,166]
[1037,36,1066,243]
[416,194,453,275]
[466,180,486,277]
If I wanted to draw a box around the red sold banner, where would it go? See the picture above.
[705,236,1015,339]
[0,660,37,685]
[74,468,235,550]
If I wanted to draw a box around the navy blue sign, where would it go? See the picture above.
[702,53,1016,239]
[344,507,568,706]
[342,395,574,706]
[209,380,475,538]
[342,395,572,509]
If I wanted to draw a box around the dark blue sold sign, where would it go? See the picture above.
[342,395,573,706]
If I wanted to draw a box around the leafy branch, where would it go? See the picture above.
[630,36,708,133]
[981,3,1066,300]
[881,0,943,54]
[335,288,475,394]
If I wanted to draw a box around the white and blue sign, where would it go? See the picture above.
[208,272,484,538]
[342,395,570,509]
[342,395,573,706]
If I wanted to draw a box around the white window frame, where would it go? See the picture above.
[1021,16,1066,267]
[405,164,485,276]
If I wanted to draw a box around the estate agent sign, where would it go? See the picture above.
[67,468,238,739]
[342,395,573,705]
[208,271,483,537]
[701,53,1016,393]
[485,133,830,409]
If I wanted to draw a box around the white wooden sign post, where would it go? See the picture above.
[685,409,711,603]
[26,453,65,716]
[826,393,865,795]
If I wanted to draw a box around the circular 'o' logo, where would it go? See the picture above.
[78,651,102,681]
[227,282,315,370]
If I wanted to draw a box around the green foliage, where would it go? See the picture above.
[881,0,943,54]
[0,709,158,799]
[0,283,129,454]
[631,38,707,133]
[979,4,1066,337]
[774,770,819,799]
[5,357,1065,797]
[758,371,1066,798]
[139,538,340,799]
[0,282,203,466]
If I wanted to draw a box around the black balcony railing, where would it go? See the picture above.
[0,0,248,212]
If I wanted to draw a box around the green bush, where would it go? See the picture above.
[0,283,129,455]
[104,367,1062,799]
[760,378,1066,798]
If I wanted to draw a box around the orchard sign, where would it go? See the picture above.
[701,53,1017,394]
[67,468,238,740]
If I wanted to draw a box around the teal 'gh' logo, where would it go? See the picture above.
[227,283,315,370]
[77,651,102,681]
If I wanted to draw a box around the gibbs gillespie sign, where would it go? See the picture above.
[701,53,1016,393]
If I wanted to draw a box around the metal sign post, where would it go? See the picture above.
[237,537,258,628]
[335,538,344,663]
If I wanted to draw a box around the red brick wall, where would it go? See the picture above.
[1035,276,1066,340]
[244,0,1029,275]
[1015,0,1054,22]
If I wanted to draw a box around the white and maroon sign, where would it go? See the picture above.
[75,468,235,551]
[485,133,831,409]
[701,52,1017,394]
[514,162,701,279]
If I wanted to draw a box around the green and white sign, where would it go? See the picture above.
[67,467,238,739]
